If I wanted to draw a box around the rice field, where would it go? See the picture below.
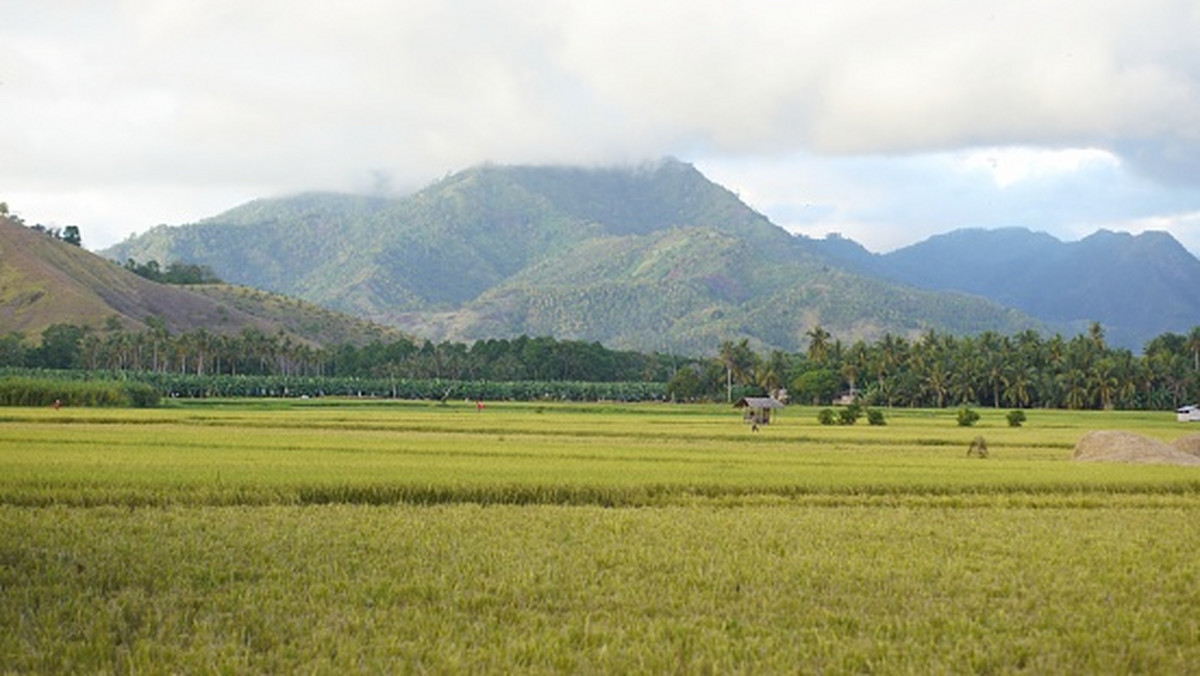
[3,400,1200,673]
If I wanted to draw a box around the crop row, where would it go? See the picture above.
[4,503,1198,673]
[2,402,1196,508]
[0,368,669,402]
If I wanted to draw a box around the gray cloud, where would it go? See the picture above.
[2,0,1197,250]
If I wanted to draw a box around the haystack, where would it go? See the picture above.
[1170,433,1200,458]
[1073,430,1200,465]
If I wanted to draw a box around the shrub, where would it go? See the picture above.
[956,407,981,427]
[866,408,886,426]
[837,403,862,426]
[1006,409,1026,427]
[817,408,836,425]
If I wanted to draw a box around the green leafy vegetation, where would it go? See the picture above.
[2,327,677,385]
[838,403,863,425]
[0,376,159,408]
[7,319,1200,412]
[789,323,1200,411]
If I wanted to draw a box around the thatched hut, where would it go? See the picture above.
[734,396,785,427]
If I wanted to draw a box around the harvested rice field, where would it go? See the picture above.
[2,400,1199,673]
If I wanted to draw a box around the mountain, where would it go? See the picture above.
[103,159,1047,354]
[812,227,1200,349]
[0,215,401,346]
[107,192,392,298]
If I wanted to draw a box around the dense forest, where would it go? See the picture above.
[3,320,1200,410]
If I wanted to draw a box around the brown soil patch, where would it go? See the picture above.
[1072,430,1200,466]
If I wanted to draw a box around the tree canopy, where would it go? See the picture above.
[4,321,1199,411]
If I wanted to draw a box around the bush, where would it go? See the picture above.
[837,405,861,426]
[866,408,886,426]
[817,408,836,425]
[1006,409,1026,427]
[956,407,981,427]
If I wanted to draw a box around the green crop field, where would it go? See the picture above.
[3,400,1200,673]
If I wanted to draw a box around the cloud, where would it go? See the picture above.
[960,148,1121,189]
[699,148,1200,254]
[1,0,1197,250]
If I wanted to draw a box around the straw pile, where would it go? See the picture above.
[1170,433,1200,458]
[1072,430,1200,465]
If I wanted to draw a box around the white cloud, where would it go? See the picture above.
[1,0,1198,251]
[700,148,1200,255]
[960,148,1121,188]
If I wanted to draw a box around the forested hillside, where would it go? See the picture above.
[104,160,1046,353]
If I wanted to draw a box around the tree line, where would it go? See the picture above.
[0,322,677,384]
[4,319,1200,410]
[664,323,1200,411]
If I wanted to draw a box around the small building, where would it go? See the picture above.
[734,396,785,426]
[1177,405,1200,422]
[833,387,859,406]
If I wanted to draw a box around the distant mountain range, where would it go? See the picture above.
[84,158,1200,353]
[807,227,1200,349]
[0,215,402,347]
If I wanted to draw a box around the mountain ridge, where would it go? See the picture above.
[100,158,1198,352]
[810,225,1200,348]
[103,159,1052,353]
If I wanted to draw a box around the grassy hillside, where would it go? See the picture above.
[1,216,404,347]
[1,216,275,338]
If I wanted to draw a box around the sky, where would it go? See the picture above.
[3,0,1199,255]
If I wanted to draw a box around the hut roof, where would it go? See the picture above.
[733,396,785,410]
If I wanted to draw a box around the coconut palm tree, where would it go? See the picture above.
[1061,368,1089,410]
[924,361,950,409]
[1187,326,1200,372]
[805,326,831,366]
[1002,365,1035,409]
